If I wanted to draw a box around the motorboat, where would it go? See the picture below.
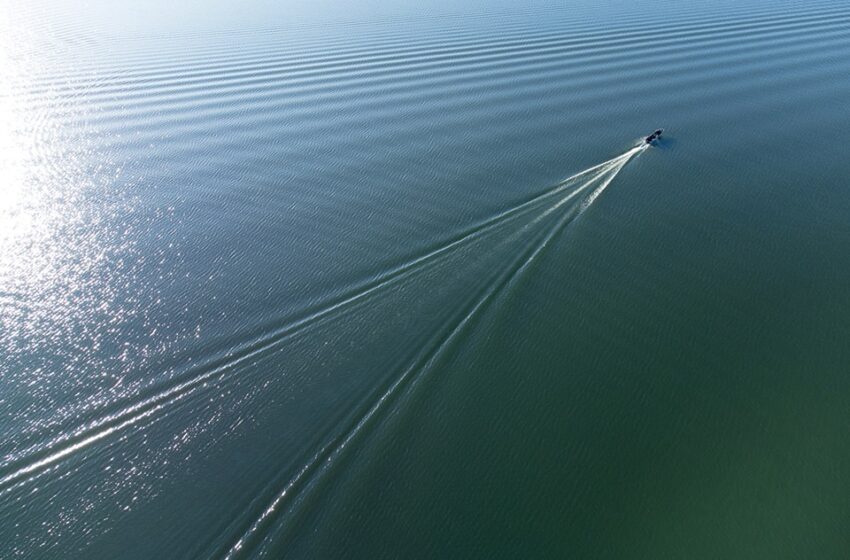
[645,129,663,144]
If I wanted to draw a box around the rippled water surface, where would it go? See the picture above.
[3,0,850,557]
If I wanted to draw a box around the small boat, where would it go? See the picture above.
[645,129,663,144]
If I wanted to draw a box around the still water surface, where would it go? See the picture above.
[2,0,850,557]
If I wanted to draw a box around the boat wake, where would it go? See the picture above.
[0,141,648,559]
[216,142,647,558]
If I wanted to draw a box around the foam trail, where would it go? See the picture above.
[220,145,646,559]
[213,176,610,559]
[219,176,609,559]
[581,144,646,209]
[507,145,641,278]
[0,158,620,488]
[220,217,561,559]
[0,145,642,497]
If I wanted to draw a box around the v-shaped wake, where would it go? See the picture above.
[0,142,649,539]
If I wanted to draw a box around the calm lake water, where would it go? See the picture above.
[2,0,850,557]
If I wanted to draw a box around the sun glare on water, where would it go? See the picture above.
[0,26,139,373]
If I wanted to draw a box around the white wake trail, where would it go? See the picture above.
[580,143,646,210]
[0,145,645,498]
[218,143,650,559]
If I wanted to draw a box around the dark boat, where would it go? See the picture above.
[645,129,663,144]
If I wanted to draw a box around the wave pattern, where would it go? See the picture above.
[3,0,850,557]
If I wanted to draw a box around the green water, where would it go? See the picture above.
[2,0,850,557]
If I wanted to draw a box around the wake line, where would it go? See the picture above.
[218,188,591,559]
[219,144,645,558]
[0,145,644,497]
[582,144,645,209]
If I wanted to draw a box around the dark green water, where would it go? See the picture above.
[2,0,850,557]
